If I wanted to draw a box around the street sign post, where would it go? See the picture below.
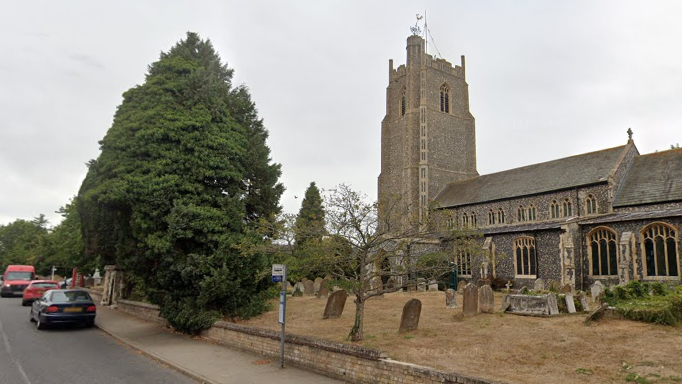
[272,264,287,368]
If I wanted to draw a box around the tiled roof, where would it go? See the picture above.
[434,145,627,208]
[613,148,682,207]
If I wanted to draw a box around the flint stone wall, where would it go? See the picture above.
[114,298,505,384]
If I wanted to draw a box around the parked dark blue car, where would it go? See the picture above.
[30,289,96,330]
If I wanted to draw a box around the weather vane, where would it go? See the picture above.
[410,14,423,36]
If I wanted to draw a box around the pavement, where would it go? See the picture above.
[95,306,344,384]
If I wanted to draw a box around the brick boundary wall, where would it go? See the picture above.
[108,299,505,384]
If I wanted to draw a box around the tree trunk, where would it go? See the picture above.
[348,297,365,341]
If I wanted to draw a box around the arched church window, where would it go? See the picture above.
[562,198,572,217]
[527,204,537,221]
[461,212,469,227]
[641,223,679,277]
[514,237,537,277]
[488,209,496,225]
[588,227,618,276]
[550,200,560,219]
[456,250,471,277]
[497,208,505,224]
[586,194,597,215]
[401,88,406,116]
[440,84,450,113]
[517,206,526,222]
[470,212,477,228]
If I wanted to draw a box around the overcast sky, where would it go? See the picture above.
[1,1,681,227]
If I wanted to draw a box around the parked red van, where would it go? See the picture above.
[1,265,36,297]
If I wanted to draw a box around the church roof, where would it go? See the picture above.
[612,148,682,207]
[434,145,627,208]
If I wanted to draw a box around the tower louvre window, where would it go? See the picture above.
[440,84,450,113]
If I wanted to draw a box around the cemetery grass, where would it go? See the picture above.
[240,291,682,384]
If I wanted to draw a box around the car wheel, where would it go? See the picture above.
[36,315,46,330]
[21,300,28,307]
[29,310,35,323]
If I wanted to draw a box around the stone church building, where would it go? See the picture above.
[378,35,682,291]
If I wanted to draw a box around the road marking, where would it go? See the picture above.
[0,316,32,384]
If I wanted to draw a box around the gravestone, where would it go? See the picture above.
[313,277,323,295]
[519,286,529,294]
[407,281,417,292]
[304,280,315,296]
[399,298,422,333]
[463,283,479,316]
[292,283,304,297]
[445,289,457,309]
[479,285,495,314]
[559,284,573,294]
[385,278,395,291]
[318,284,330,299]
[590,281,605,303]
[584,303,609,324]
[371,277,383,291]
[323,290,348,319]
[565,293,576,313]
[579,293,590,312]
[533,278,545,291]
[417,278,426,292]
[301,277,309,283]
[428,280,439,291]
[457,281,467,293]
[547,280,561,292]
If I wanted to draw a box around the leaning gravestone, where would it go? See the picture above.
[533,278,545,291]
[399,298,422,333]
[590,281,605,303]
[445,289,457,309]
[463,283,479,316]
[565,293,576,313]
[479,285,495,314]
[457,280,467,293]
[323,290,348,319]
[313,277,323,295]
[417,278,426,292]
[304,280,315,296]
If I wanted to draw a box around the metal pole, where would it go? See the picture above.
[279,265,287,368]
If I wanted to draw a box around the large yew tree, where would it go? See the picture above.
[77,32,283,334]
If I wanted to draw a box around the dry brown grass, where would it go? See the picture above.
[241,290,682,384]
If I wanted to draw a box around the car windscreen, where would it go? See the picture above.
[50,291,92,303]
[32,282,59,288]
[5,272,33,281]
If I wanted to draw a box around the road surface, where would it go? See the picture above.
[0,296,197,384]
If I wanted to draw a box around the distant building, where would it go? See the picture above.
[379,35,682,290]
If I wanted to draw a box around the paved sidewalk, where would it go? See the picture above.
[95,306,344,384]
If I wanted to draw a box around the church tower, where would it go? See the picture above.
[378,35,477,226]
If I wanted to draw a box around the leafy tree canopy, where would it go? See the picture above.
[77,32,283,333]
